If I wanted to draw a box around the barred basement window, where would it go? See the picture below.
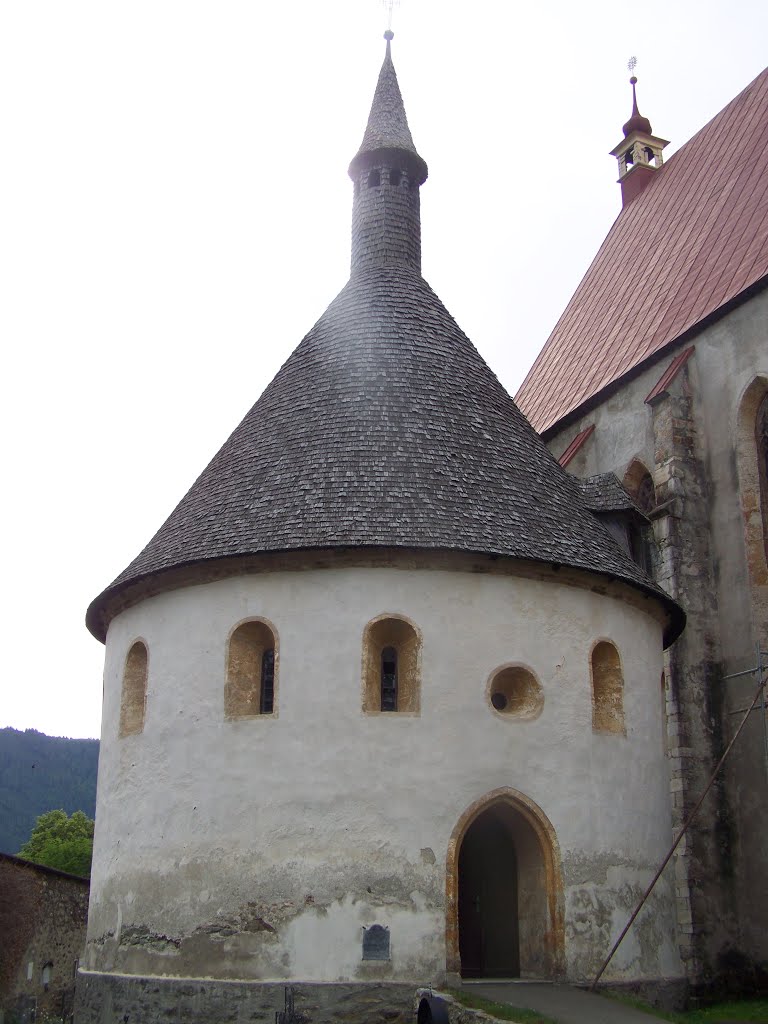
[590,640,626,734]
[119,640,148,738]
[226,619,278,719]
[362,614,421,714]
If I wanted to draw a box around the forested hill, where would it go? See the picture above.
[0,728,99,855]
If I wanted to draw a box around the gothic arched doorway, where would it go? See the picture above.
[446,788,565,979]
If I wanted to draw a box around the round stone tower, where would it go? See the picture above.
[78,35,686,1024]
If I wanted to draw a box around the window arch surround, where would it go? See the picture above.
[225,617,279,719]
[361,613,421,714]
[623,459,656,514]
[590,639,626,735]
[486,663,544,720]
[445,787,565,978]
[119,639,148,738]
[736,376,768,653]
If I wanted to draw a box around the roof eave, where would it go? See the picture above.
[538,271,768,440]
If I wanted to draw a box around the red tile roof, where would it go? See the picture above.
[516,67,768,434]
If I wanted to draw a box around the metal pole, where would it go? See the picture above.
[760,646,768,784]
[590,667,767,991]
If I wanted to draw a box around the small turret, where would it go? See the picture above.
[610,75,669,207]
[348,31,428,272]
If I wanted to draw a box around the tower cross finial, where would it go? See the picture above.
[382,0,399,32]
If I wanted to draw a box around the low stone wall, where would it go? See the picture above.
[74,973,415,1024]
[0,854,89,1024]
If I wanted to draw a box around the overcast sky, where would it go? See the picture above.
[2,1,766,740]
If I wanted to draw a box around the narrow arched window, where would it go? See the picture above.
[362,615,421,714]
[623,460,655,513]
[119,640,148,738]
[590,640,625,734]
[368,169,381,188]
[226,619,278,719]
[381,646,398,711]
[757,394,768,564]
[260,648,275,714]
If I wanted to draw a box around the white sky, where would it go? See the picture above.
[1,1,766,740]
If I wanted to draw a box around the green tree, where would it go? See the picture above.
[18,809,94,877]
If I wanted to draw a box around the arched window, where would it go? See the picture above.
[226,619,278,719]
[381,646,398,711]
[368,169,381,188]
[623,460,656,513]
[757,393,768,564]
[362,615,421,714]
[590,641,625,734]
[41,961,52,990]
[623,460,656,573]
[119,640,148,738]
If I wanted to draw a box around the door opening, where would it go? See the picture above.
[458,807,520,977]
[456,797,555,978]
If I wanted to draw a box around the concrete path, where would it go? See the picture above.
[460,982,670,1024]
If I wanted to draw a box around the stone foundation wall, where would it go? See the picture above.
[74,973,415,1024]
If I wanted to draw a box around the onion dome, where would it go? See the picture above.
[623,75,653,135]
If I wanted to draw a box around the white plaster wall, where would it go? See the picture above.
[87,565,678,985]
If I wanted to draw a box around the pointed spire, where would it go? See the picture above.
[348,32,428,185]
[623,76,653,136]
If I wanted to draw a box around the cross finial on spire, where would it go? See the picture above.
[382,0,399,33]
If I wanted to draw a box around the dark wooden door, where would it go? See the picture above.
[458,811,520,977]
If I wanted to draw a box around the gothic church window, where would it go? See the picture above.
[623,461,656,573]
[590,640,626,734]
[119,640,148,738]
[226,619,278,718]
[362,615,421,714]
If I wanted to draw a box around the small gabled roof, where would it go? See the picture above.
[516,67,768,435]
[579,473,647,518]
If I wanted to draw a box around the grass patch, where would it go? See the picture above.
[448,989,557,1023]
[603,991,768,1023]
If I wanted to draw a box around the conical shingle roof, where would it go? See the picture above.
[87,40,683,645]
[349,36,428,185]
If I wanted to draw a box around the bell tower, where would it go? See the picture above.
[610,75,669,207]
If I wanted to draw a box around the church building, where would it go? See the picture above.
[517,67,768,996]
[78,36,688,1023]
